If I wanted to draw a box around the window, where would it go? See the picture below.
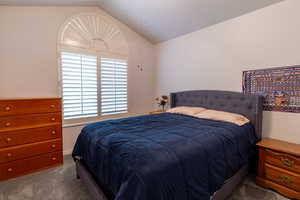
[62,52,98,119]
[61,52,128,120]
[101,58,128,115]
[59,13,129,121]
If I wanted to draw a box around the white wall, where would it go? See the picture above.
[1,0,299,154]
[156,0,300,144]
[0,6,156,154]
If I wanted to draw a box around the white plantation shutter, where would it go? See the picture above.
[61,52,98,119]
[101,58,128,115]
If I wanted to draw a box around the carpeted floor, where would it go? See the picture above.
[0,156,289,200]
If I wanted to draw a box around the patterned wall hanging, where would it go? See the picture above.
[243,65,300,113]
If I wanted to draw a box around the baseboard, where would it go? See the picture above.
[63,149,73,156]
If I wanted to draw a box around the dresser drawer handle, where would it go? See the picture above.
[7,153,12,157]
[51,130,56,135]
[4,106,11,111]
[6,138,12,142]
[279,175,293,184]
[50,105,56,108]
[7,168,13,172]
[51,144,56,148]
[281,158,294,167]
[5,122,11,127]
[51,118,56,122]
[52,157,57,161]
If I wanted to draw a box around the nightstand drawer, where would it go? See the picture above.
[266,149,300,174]
[265,164,300,192]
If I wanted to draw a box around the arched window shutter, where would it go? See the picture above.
[58,13,129,120]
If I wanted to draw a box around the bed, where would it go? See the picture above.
[73,90,263,200]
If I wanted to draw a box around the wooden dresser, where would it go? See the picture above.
[256,138,300,199]
[0,98,63,181]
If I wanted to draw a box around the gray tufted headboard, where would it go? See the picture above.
[170,90,263,140]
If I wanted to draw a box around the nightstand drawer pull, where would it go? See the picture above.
[51,130,56,135]
[5,122,11,127]
[7,153,12,157]
[281,158,294,167]
[51,118,56,122]
[279,175,293,184]
[52,157,57,161]
[50,104,55,108]
[51,144,56,148]
[7,168,13,172]
[6,138,12,142]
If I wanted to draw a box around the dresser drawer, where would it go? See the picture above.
[0,98,61,117]
[0,151,63,181]
[0,139,62,163]
[0,113,61,132]
[265,163,300,192]
[0,125,61,148]
[266,149,300,174]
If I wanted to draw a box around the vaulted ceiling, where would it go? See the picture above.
[0,0,284,43]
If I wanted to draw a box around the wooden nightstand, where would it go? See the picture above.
[149,110,164,114]
[256,138,300,199]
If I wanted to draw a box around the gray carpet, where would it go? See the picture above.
[0,156,289,200]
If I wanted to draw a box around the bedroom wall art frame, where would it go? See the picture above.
[243,65,300,113]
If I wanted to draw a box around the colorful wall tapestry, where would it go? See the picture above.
[243,65,300,113]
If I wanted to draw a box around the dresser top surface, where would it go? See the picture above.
[0,98,61,101]
[257,138,300,157]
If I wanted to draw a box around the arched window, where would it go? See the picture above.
[58,13,129,121]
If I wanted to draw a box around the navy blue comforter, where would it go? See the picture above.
[72,113,257,200]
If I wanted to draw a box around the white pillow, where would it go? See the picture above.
[194,109,250,126]
[167,106,206,116]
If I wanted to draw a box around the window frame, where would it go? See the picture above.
[58,48,129,125]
